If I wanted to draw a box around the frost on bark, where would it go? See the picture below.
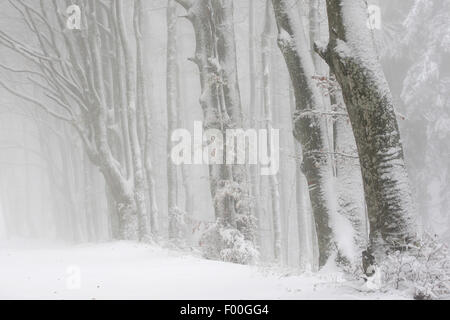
[175,0,256,263]
[271,0,337,267]
[316,0,417,254]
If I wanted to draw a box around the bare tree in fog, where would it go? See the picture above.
[175,0,257,263]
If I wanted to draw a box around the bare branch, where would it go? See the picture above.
[0,78,73,122]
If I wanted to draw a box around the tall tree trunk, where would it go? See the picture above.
[317,0,417,256]
[175,0,256,262]
[248,0,263,251]
[134,0,155,240]
[177,58,194,219]
[262,0,282,263]
[167,0,180,240]
[116,0,149,240]
[134,0,159,239]
[175,0,251,231]
[290,84,317,270]
[175,0,231,224]
[332,88,368,258]
[271,0,337,266]
[309,0,367,263]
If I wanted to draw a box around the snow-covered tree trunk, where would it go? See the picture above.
[116,0,149,240]
[317,0,417,255]
[134,0,158,239]
[84,1,138,240]
[177,64,194,219]
[308,0,368,262]
[167,0,180,240]
[262,0,282,263]
[175,0,256,262]
[289,85,317,270]
[248,0,263,249]
[175,0,233,226]
[332,89,368,257]
[271,0,337,266]
[176,0,251,228]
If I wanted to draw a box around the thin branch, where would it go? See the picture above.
[0,78,73,122]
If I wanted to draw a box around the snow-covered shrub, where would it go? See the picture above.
[200,220,259,265]
[379,234,450,299]
[235,209,257,243]
[203,178,258,264]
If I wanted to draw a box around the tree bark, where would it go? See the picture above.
[262,0,282,263]
[175,0,252,235]
[116,0,149,240]
[248,0,263,251]
[167,0,181,240]
[271,0,337,266]
[308,0,368,263]
[134,0,156,240]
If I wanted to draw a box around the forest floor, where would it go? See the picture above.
[0,240,408,300]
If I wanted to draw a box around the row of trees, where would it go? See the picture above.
[0,0,419,272]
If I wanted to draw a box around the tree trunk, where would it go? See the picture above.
[262,0,282,263]
[116,0,149,240]
[134,0,159,239]
[167,0,181,240]
[248,0,263,251]
[271,0,337,266]
[290,84,317,270]
[317,0,417,255]
[176,0,252,231]
[309,0,368,263]
[332,88,368,258]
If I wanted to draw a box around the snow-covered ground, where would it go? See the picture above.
[0,240,406,300]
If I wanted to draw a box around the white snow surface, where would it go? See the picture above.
[0,240,406,300]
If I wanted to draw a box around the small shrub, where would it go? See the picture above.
[200,220,259,265]
[379,233,450,299]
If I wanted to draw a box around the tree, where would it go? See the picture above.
[316,0,417,258]
[271,0,338,266]
[308,0,368,263]
[261,0,282,263]
[175,0,256,263]
[401,0,450,242]
[0,0,157,241]
[166,0,181,240]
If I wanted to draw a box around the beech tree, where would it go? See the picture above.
[175,0,256,263]
[315,0,417,259]
[308,0,368,263]
[271,0,339,266]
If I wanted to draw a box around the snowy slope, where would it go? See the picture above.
[0,240,406,300]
